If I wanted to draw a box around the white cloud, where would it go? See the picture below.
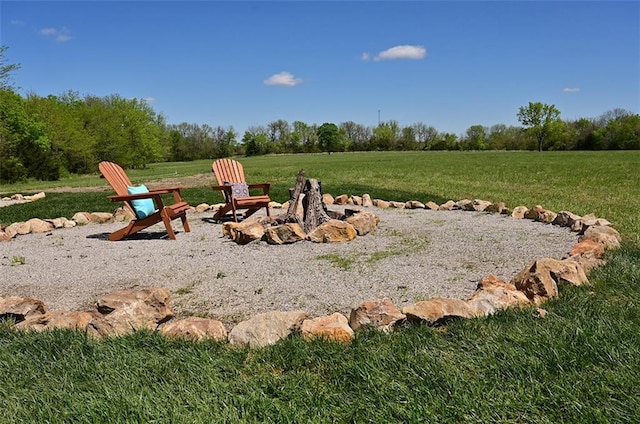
[563,87,580,93]
[374,45,426,61]
[39,27,57,36]
[39,26,73,42]
[11,20,25,26]
[264,71,303,87]
[142,97,156,104]
[361,52,371,61]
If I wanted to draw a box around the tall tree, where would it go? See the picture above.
[0,45,20,90]
[317,122,346,153]
[0,90,58,182]
[517,102,561,152]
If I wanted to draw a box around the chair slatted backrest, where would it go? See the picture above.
[99,161,135,214]
[212,159,246,186]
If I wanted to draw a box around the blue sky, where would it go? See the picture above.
[2,1,639,136]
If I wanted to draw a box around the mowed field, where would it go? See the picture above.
[3,150,640,241]
[1,150,639,423]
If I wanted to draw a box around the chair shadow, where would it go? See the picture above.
[87,231,177,241]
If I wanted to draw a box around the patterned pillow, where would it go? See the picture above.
[230,182,250,198]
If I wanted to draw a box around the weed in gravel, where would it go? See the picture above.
[317,253,357,270]
[10,256,26,266]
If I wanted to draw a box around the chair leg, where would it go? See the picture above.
[181,214,191,233]
[109,222,135,241]
[161,208,177,240]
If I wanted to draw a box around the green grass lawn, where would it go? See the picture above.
[1,151,639,422]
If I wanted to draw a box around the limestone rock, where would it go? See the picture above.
[455,199,475,211]
[195,203,211,213]
[511,206,529,219]
[333,194,349,205]
[438,200,455,211]
[466,275,531,316]
[351,195,363,206]
[301,312,354,343]
[113,207,135,222]
[46,217,67,229]
[345,211,380,236]
[264,223,306,245]
[6,221,31,236]
[579,225,621,250]
[16,310,95,334]
[0,230,14,241]
[552,211,582,227]
[349,297,405,332]
[223,221,265,245]
[89,212,114,224]
[544,258,589,286]
[402,298,478,325]
[485,201,507,214]
[0,296,47,323]
[63,218,78,228]
[228,310,307,348]
[306,220,357,243]
[511,259,558,304]
[24,191,45,201]
[374,199,390,209]
[161,317,228,342]
[472,199,492,212]
[570,239,605,259]
[425,201,440,210]
[526,205,557,223]
[26,218,54,233]
[362,194,373,207]
[322,193,334,205]
[405,200,425,209]
[93,287,174,337]
[72,212,92,225]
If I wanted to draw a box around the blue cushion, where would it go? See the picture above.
[127,185,157,219]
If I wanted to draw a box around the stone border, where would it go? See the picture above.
[0,193,621,349]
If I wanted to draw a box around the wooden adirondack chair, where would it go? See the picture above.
[99,161,191,241]
[211,158,271,222]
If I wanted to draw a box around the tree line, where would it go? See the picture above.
[1,47,639,183]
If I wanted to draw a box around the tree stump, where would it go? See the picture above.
[302,178,331,233]
[281,169,305,225]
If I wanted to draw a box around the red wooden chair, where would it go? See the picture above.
[211,158,271,222]
[99,161,191,240]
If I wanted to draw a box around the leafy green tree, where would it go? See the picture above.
[243,131,269,156]
[212,126,238,158]
[370,121,400,151]
[461,125,487,150]
[517,102,561,152]
[592,112,640,150]
[86,95,163,168]
[266,119,290,153]
[317,122,346,153]
[0,89,59,182]
[413,123,438,150]
[486,124,526,150]
[0,46,20,90]
[24,91,97,175]
[340,121,371,151]
[397,126,418,151]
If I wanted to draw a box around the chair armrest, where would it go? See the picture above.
[147,186,185,194]
[247,183,271,195]
[108,193,163,202]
